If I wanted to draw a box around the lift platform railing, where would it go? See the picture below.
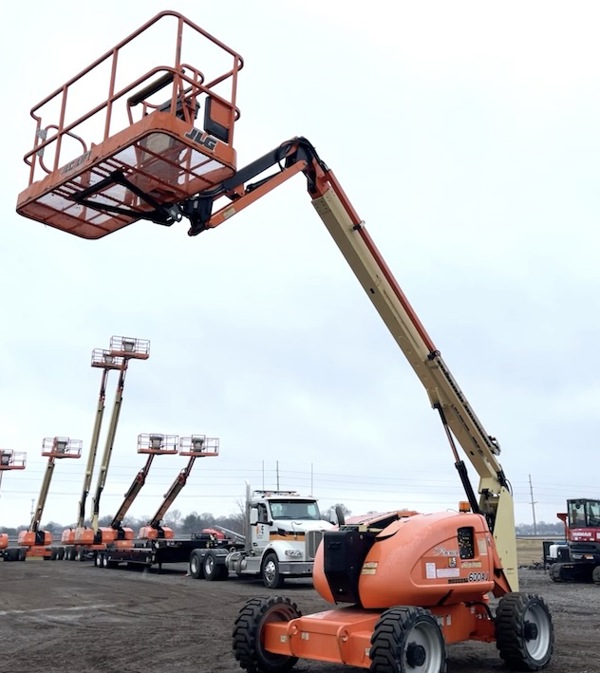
[0,450,27,470]
[16,11,243,240]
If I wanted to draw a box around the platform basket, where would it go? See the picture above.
[0,450,27,470]
[91,348,125,370]
[16,11,242,240]
[41,437,83,459]
[109,335,150,360]
[137,433,179,455]
[179,435,219,457]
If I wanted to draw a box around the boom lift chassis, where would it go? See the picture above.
[15,11,554,673]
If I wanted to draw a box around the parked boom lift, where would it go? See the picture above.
[61,347,124,550]
[16,437,81,560]
[0,450,27,557]
[71,336,149,558]
[14,11,554,671]
[138,435,218,540]
[98,433,178,543]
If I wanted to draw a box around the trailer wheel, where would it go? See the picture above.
[18,547,27,562]
[233,596,300,673]
[57,547,65,560]
[261,553,284,589]
[76,547,86,562]
[495,592,554,671]
[95,553,103,568]
[369,606,446,673]
[592,566,600,585]
[189,551,204,579]
[203,551,228,581]
[50,549,58,561]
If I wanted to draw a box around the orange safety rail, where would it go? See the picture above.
[179,435,219,457]
[0,450,27,470]
[41,437,83,459]
[137,433,179,455]
[16,11,243,240]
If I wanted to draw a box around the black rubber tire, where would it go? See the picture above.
[548,564,563,583]
[233,596,300,673]
[189,551,204,579]
[369,606,446,673]
[69,547,78,561]
[50,549,58,561]
[495,592,554,671]
[592,565,600,585]
[57,547,65,560]
[203,552,228,581]
[18,547,27,561]
[261,553,284,590]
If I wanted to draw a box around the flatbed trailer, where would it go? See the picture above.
[95,533,241,571]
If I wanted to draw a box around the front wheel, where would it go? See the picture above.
[233,596,300,673]
[261,553,284,589]
[370,606,446,673]
[495,592,554,671]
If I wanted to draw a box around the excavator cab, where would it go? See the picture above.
[16,11,242,240]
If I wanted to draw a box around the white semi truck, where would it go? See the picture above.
[188,488,335,588]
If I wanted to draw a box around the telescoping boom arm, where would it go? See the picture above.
[177,137,518,590]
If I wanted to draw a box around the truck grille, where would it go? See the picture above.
[306,530,324,559]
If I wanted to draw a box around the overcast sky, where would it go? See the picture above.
[1,1,599,532]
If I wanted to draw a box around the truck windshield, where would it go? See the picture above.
[269,500,321,520]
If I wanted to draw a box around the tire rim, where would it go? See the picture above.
[205,555,214,575]
[402,619,444,673]
[191,557,199,574]
[263,559,276,585]
[523,603,551,661]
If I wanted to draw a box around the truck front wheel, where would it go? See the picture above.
[262,553,284,589]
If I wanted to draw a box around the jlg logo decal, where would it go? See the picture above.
[184,127,218,152]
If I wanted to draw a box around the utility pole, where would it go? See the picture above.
[276,461,280,491]
[529,474,538,536]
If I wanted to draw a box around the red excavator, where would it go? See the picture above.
[15,11,554,671]
[0,449,27,559]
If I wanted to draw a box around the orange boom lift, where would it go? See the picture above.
[71,336,149,560]
[0,450,27,560]
[96,433,178,545]
[138,435,219,540]
[61,347,124,554]
[15,11,554,671]
[17,437,81,560]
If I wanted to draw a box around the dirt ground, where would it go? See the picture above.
[0,560,598,673]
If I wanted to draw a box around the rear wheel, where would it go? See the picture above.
[369,606,446,673]
[592,565,600,585]
[203,552,228,581]
[189,551,204,579]
[495,592,554,671]
[261,553,284,589]
[233,596,300,673]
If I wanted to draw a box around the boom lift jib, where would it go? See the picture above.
[97,433,178,545]
[14,12,554,672]
[17,437,81,560]
[0,450,27,557]
[73,336,149,556]
[62,347,124,548]
[138,435,219,540]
